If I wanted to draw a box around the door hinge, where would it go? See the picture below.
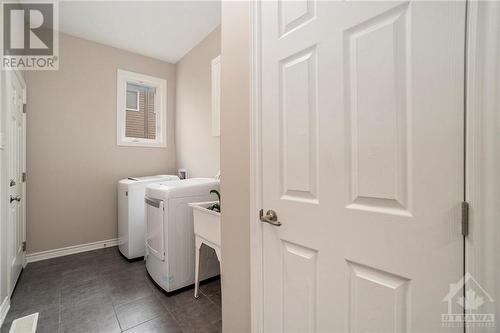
[22,172,26,182]
[22,241,26,252]
[22,104,26,114]
[461,201,469,237]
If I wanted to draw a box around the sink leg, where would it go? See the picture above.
[194,236,202,299]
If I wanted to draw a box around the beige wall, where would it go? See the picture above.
[175,26,221,178]
[220,2,251,332]
[25,33,176,253]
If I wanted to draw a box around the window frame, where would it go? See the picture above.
[117,69,167,147]
[125,89,140,111]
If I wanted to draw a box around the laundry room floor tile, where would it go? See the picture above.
[124,313,182,333]
[1,246,222,333]
[115,295,165,330]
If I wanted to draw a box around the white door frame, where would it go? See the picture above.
[0,67,7,324]
[249,1,493,331]
[249,1,264,332]
[4,69,27,296]
[465,2,500,332]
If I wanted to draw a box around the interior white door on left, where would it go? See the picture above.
[7,71,26,295]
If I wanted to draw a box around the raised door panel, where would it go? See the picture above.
[282,241,318,332]
[348,261,410,332]
[279,47,319,204]
[344,4,412,216]
[279,0,316,37]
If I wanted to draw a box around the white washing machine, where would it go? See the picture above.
[145,178,220,292]
[118,175,179,260]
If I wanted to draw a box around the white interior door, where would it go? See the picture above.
[259,1,465,332]
[7,71,26,295]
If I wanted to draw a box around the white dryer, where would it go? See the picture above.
[118,175,179,260]
[145,178,220,292]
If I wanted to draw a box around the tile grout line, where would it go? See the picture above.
[199,283,223,329]
[113,293,160,332]
[199,288,216,306]
[149,286,186,333]
[109,282,124,332]
[120,313,162,333]
[111,303,123,332]
[199,283,222,309]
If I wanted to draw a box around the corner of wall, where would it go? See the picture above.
[220,1,252,332]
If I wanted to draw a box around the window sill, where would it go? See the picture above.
[117,140,167,148]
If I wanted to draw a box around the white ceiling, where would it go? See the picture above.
[59,1,221,63]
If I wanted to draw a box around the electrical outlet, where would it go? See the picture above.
[178,168,188,180]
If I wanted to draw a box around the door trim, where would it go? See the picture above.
[249,1,263,332]
[465,2,500,332]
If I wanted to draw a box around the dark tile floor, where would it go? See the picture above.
[1,247,222,333]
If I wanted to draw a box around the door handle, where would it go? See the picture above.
[260,209,282,227]
[10,196,20,203]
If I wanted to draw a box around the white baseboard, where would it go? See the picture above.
[0,296,10,328]
[26,238,118,263]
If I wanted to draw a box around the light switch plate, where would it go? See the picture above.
[0,132,4,149]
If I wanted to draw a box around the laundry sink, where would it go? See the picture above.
[189,201,221,248]
[189,201,222,299]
